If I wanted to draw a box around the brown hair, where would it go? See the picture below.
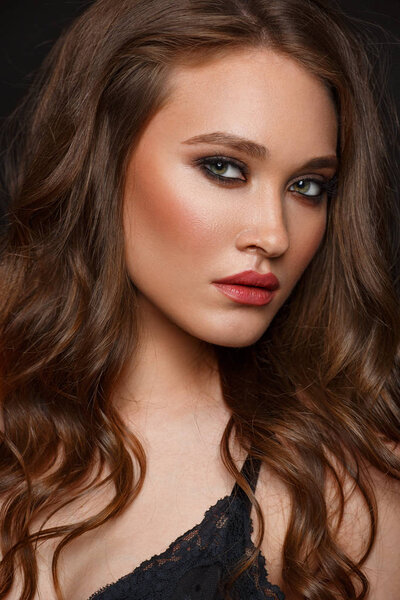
[0,0,399,598]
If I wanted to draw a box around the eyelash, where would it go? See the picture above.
[194,155,338,204]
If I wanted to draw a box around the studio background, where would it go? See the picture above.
[0,0,399,226]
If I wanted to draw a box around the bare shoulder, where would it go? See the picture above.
[253,445,400,600]
[328,443,400,599]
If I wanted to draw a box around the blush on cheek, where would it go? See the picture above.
[124,162,217,254]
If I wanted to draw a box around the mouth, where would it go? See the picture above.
[212,270,279,306]
[213,269,279,290]
[212,282,277,306]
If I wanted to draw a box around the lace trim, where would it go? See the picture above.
[86,493,285,600]
[86,494,232,599]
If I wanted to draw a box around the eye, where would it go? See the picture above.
[288,176,338,204]
[194,156,248,185]
[289,179,323,198]
[193,156,338,201]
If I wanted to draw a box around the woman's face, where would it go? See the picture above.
[123,48,338,347]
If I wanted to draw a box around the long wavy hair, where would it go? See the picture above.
[0,0,399,598]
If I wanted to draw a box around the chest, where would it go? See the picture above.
[10,462,288,600]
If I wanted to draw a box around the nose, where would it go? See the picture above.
[235,190,290,258]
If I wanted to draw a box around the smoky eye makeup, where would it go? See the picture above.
[288,173,338,203]
[193,155,249,184]
[192,154,338,203]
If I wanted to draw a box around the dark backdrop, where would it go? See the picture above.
[0,0,399,121]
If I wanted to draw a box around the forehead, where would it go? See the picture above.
[143,48,338,160]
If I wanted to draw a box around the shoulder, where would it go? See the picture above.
[255,446,400,599]
[338,446,400,599]
[322,443,400,599]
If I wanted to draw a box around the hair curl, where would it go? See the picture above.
[0,1,399,599]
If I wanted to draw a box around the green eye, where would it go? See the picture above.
[210,161,229,175]
[195,156,248,184]
[289,179,323,197]
[207,159,245,180]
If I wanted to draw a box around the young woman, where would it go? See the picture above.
[0,1,399,599]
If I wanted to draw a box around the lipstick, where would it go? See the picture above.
[212,270,279,306]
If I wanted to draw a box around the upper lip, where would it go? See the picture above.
[213,270,280,290]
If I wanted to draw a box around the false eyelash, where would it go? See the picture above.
[195,156,249,184]
[290,174,339,203]
[195,155,339,201]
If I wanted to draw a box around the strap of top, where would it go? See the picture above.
[231,453,262,514]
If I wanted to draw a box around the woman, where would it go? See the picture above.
[0,0,399,599]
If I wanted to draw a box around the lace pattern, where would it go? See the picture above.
[87,458,286,600]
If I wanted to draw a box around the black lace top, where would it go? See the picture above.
[86,454,286,600]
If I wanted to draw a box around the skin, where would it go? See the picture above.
[117,47,338,424]
[87,47,341,599]
[8,48,400,600]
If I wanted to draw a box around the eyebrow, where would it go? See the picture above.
[181,131,338,170]
[182,131,268,160]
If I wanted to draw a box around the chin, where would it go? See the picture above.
[190,322,270,348]
[212,333,266,348]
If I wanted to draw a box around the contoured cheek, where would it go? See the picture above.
[127,145,222,254]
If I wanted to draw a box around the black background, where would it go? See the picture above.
[0,0,399,122]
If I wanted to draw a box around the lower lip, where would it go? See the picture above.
[212,283,276,306]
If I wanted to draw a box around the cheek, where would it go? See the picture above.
[288,206,327,274]
[122,158,220,270]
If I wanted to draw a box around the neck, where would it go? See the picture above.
[112,292,226,424]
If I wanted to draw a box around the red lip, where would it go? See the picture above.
[213,270,279,290]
